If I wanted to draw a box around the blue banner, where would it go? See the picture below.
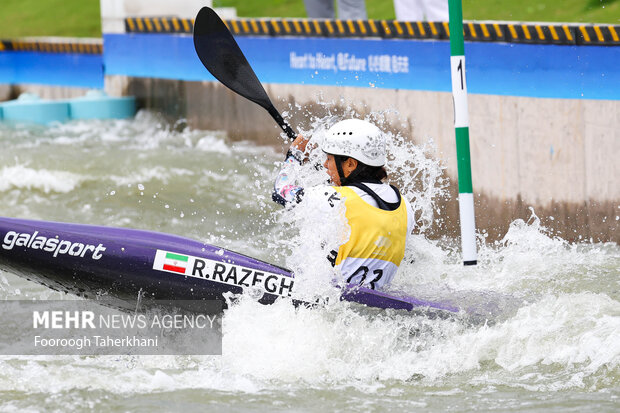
[0,52,103,88]
[102,33,618,100]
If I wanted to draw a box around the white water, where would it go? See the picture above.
[0,114,618,412]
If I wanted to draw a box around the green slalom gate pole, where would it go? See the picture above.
[448,0,477,266]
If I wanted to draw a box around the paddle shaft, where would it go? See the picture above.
[268,107,297,140]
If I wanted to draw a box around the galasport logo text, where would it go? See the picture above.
[2,230,106,260]
[152,250,294,297]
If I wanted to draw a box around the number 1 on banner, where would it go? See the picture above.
[450,55,469,128]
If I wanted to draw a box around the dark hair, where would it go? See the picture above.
[353,164,387,182]
[335,155,387,185]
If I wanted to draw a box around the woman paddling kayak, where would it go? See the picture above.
[273,119,414,290]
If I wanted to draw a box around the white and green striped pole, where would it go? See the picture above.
[448,0,477,266]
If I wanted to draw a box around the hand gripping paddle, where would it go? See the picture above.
[193,7,297,140]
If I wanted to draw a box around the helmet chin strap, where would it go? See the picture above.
[335,155,366,186]
[334,155,384,186]
[335,155,348,186]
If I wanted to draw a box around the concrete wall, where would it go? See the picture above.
[109,75,619,243]
[1,84,92,101]
[100,0,235,33]
[100,0,210,34]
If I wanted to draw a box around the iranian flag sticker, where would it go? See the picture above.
[154,250,189,274]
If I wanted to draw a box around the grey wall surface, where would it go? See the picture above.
[28,77,620,243]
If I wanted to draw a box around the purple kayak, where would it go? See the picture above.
[0,217,458,314]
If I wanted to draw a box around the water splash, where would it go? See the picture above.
[0,115,618,411]
[0,164,86,194]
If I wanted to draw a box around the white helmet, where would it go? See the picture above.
[321,119,386,167]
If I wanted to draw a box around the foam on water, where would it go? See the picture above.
[108,166,195,187]
[0,165,85,193]
[0,114,618,411]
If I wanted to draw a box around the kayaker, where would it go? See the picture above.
[272,119,414,290]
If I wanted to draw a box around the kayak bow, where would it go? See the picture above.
[0,217,459,314]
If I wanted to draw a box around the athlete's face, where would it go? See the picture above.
[323,154,341,185]
[323,154,358,186]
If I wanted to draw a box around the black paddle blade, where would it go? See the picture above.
[193,7,271,109]
[193,7,296,139]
